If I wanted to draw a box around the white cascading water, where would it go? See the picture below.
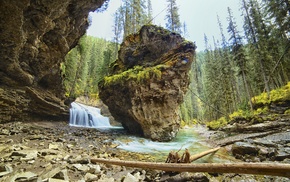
[69,102,111,128]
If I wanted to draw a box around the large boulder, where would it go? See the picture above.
[0,0,108,122]
[99,25,196,141]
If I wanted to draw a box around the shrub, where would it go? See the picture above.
[206,117,228,130]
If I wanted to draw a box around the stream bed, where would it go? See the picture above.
[69,102,237,163]
[113,127,237,163]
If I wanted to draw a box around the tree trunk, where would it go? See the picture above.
[242,69,253,110]
[190,147,220,162]
[91,158,290,177]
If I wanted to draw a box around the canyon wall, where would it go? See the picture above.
[0,0,108,122]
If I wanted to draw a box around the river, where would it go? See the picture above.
[69,102,236,163]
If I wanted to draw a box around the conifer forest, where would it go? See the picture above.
[61,0,290,125]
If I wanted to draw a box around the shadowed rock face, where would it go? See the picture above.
[99,25,196,141]
[0,0,108,122]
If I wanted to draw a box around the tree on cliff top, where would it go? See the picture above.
[165,0,182,34]
[113,0,149,40]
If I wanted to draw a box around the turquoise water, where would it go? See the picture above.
[114,128,236,163]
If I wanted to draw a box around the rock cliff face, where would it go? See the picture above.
[99,25,196,141]
[0,0,107,122]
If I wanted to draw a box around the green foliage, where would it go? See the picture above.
[62,35,116,98]
[228,106,269,121]
[206,82,289,130]
[114,0,150,40]
[229,109,249,120]
[252,82,290,105]
[206,117,228,130]
[253,106,269,115]
[103,65,165,86]
[192,0,290,124]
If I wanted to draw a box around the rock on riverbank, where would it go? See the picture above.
[1,121,289,181]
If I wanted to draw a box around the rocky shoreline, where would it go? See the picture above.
[1,121,289,181]
[207,116,290,164]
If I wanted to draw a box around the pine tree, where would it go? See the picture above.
[262,0,290,85]
[114,0,149,40]
[62,36,118,98]
[217,15,239,113]
[263,0,290,39]
[202,34,222,120]
[241,0,271,98]
[147,0,153,23]
[131,0,147,33]
[182,22,189,38]
[227,7,253,110]
[62,48,80,98]
[165,0,182,34]
[112,9,123,44]
[123,0,132,38]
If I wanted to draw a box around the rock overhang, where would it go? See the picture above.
[0,0,108,122]
[99,25,196,141]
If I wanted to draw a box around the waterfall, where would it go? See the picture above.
[69,102,111,128]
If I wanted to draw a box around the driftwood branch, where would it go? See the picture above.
[190,147,220,162]
[91,158,290,177]
[166,146,220,163]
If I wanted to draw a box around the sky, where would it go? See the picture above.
[87,0,244,51]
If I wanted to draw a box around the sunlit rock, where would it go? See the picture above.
[85,173,99,181]
[99,25,196,141]
[0,164,13,177]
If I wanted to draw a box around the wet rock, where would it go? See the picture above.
[232,142,259,156]
[262,131,290,145]
[252,138,277,147]
[275,148,290,161]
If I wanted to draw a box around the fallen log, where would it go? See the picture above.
[166,147,220,163]
[190,147,220,162]
[91,158,290,177]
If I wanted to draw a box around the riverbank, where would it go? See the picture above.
[1,121,289,181]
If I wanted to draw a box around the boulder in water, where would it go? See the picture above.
[98,25,196,141]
